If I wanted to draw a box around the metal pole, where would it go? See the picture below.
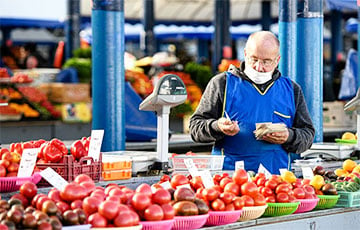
[330,10,343,73]
[278,0,297,81]
[297,0,323,142]
[261,0,271,31]
[142,0,156,56]
[92,0,125,151]
[65,0,80,60]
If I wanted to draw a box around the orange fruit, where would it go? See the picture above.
[334,168,348,177]
[342,132,356,140]
[281,170,297,183]
[343,159,357,173]
[310,175,325,190]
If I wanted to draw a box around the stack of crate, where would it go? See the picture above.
[101,155,132,181]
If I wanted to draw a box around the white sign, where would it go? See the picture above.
[40,167,68,191]
[199,170,214,189]
[279,168,288,176]
[88,130,104,161]
[184,159,199,177]
[160,181,172,189]
[18,148,39,178]
[302,167,314,180]
[235,161,244,170]
[176,183,192,189]
[258,164,272,179]
[247,172,252,182]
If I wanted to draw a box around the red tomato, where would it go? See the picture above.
[288,194,297,202]
[170,174,189,188]
[19,182,37,199]
[106,196,121,203]
[105,185,118,195]
[221,172,230,179]
[160,175,170,182]
[265,179,278,190]
[275,184,290,194]
[202,188,220,201]
[11,193,28,207]
[144,204,164,221]
[31,194,46,207]
[135,183,152,198]
[88,212,108,227]
[213,174,222,183]
[256,177,266,187]
[114,210,139,227]
[269,175,282,184]
[219,192,235,204]
[48,188,61,202]
[211,198,225,211]
[302,179,311,185]
[293,188,306,199]
[224,182,240,196]
[99,201,119,220]
[240,182,258,197]
[240,195,255,207]
[91,190,106,201]
[219,177,233,190]
[260,187,274,197]
[152,189,171,205]
[0,160,10,169]
[190,176,204,190]
[60,182,87,202]
[276,192,290,203]
[131,193,152,211]
[303,185,315,195]
[36,196,51,210]
[109,189,127,203]
[161,203,175,220]
[70,200,83,210]
[0,165,5,177]
[252,193,266,206]
[225,203,235,211]
[56,201,70,214]
[74,174,93,184]
[80,181,96,195]
[265,196,276,203]
[232,197,245,210]
[232,169,248,185]
[0,224,8,230]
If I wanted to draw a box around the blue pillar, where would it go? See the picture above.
[330,10,343,72]
[92,0,125,151]
[261,0,271,31]
[297,0,323,142]
[278,0,297,81]
[142,0,156,56]
[65,0,80,60]
[197,39,209,63]
[212,0,231,73]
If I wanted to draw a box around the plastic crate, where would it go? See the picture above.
[102,169,132,181]
[102,155,132,171]
[262,202,300,217]
[170,155,224,171]
[238,205,268,221]
[0,173,42,193]
[315,195,340,210]
[36,155,102,187]
[335,191,360,208]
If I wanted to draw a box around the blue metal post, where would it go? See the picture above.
[65,0,80,60]
[142,0,156,56]
[92,0,125,151]
[330,10,343,73]
[297,0,323,142]
[278,0,297,81]
[261,0,271,31]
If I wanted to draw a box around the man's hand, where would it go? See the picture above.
[218,117,240,136]
[262,129,289,144]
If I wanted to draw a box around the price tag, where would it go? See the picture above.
[40,167,68,191]
[302,167,314,179]
[184,159,199,177]
[279,168,288,176]
[18,148,39,178]
[176,183,192,189]
[199,170,214,188]
[88,130,104,161]
[258,164,272,179]
[160,181,172,189]
[235,161,244,170]
[247,172,252,182]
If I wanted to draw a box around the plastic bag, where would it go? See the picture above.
[338,49,358,100]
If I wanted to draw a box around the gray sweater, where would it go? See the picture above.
[189,64,315,154]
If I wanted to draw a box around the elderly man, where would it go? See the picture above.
[189,31,315,174]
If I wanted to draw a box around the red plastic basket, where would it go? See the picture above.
[36,155,102,187]
[294,198,320,214]
[0,173,42,192]
[205,210,243,226]
[172,214,209,230]
[140,219,174,230]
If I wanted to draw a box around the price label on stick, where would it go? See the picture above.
[199,170,214,188]
[184,159,199,177]
[258,164,272,179]
[18,148,39,178]
[302,167,314,180]
[235,161,244,170]
[279,168,287,176]
[40,167,68,191]
[88,129,104,161]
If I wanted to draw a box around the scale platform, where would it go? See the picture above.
[300,142,356,160]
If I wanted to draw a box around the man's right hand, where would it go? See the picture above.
[218,117,240,136]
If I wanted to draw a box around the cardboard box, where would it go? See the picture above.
[323,101,356,127]
[39,83,90,103]
[56,102,92,123]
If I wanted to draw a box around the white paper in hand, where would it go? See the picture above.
[18,148,39,178]
[40,167,68,191]
[88,130,104,161]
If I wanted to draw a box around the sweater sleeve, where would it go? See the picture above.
[282,82,315,153]
[189,73,227,143]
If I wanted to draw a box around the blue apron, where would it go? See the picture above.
[212,72,295,175]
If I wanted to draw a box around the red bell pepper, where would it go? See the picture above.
[81,136,91,152]
[42,139,67,163]
[70,140,87,161]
